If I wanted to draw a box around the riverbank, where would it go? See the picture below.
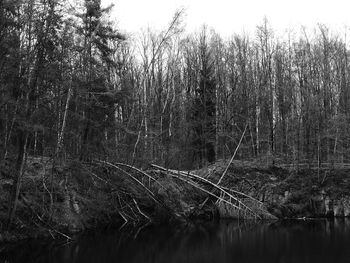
[1,157,350,244]
[195,159,350,219]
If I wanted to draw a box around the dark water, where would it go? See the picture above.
[2,219,350,263]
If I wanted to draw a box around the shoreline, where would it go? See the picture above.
[1,158,350,246]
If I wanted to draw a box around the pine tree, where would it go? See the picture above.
[191,29,216,165]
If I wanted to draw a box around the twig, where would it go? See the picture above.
[118,211,128,225]
[42,175,53,217]
[132,119,143,163]
[112,165,160,204]
[220,186,263,205]
[133,199,151,222]
[94,160,165,189]
[21,196,72,240]
[321,171,328,184]
[168,173,241,210]
[133,221,151,239]
[81,164,108,183]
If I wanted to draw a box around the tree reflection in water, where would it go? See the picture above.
[2,219,350,263]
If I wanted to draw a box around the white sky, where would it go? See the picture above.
[101,0,350,38]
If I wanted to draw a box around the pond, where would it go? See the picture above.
[2,219,350,263]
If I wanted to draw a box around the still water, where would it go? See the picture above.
[2,219,350,263]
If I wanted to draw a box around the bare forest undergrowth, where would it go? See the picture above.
[2,155,350,244]
[0,155,273,243]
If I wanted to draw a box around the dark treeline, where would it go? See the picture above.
[2,0,350,176]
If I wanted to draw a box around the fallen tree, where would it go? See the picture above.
[0,157,277,244]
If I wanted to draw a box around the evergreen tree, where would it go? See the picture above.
[191,29,216,165]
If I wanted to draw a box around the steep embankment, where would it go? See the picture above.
[194,160,350,219]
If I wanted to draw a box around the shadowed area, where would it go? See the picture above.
[2,219,350,263]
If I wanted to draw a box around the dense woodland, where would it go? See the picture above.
[2,0,350,221]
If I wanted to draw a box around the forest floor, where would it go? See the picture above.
[1,156,350,245]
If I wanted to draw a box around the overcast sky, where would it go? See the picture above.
[101,0,350,37]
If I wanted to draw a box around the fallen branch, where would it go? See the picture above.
[194,124,248,212]
[151,163,259,218]
[220,186,263,205]
[94,160,166,189]
[106,163,160,204]
[168,173,240,210]
[217,123,248,185]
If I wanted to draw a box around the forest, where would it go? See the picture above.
[2,0,350,240]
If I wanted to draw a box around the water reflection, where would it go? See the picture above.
[2,219,350,263]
